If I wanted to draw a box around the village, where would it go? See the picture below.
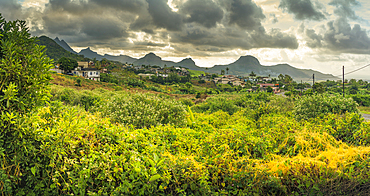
[51,60,281,93]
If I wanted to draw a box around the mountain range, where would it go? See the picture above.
[39,36,338,80]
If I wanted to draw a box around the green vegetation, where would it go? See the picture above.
[0,15,53,113]
[58,57,78,73]
[188,69,205,77]
[294,93,359,121]
[37,35,87,61]
[3,15,370,195]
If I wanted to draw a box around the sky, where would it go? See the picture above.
[1,0,370,79]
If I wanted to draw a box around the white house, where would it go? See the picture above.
[73,63,101,81]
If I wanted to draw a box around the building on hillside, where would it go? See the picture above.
[73,62,100,81]
[78,61,89,68]
[138,73,155,79]
[232,80,245,87]
[50,65,64,73]
[257,83,280,93]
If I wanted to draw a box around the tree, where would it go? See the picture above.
[278,74,284,82]
[266,86,273,93]
[185,82,192,90]
[0,15,53,113]
[226,67,229,74]
[313,83,325,93]
[58,57,78,73]
[0,15,54,194]
[250,71,256,77]
[221,70,225,75]
[95,61,101,70]
[283,74,293,84]
[349,83,359,95]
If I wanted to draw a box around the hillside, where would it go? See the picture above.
[48,36,337,80]
[72,47,137,63]
[209,56,337,80]
[54,37,77,54]
[37,36,86,61]
[133,53,204,71]
[133,53,337,80]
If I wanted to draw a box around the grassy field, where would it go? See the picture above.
[188,69,205,77]
[359,106,370,114]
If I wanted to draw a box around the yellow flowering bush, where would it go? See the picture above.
[3,100,370,195]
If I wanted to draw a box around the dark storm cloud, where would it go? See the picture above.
[329,0,360,20]
[1,0,301,54]
[170,24,298,51]
[80,17,128,40]
[0,0,22,21]
[227,0,265,30]
[303,17,370,54]
[146,0,183,31]
[42,13,80,35]
[279,0,326,21]
[35,0,132,47]
[180,0,224,28]
[89,0,147,13]
[250,27,299,49]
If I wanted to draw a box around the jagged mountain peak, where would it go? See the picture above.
[53,37,77,54]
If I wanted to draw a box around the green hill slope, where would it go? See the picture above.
[36,36,86,61]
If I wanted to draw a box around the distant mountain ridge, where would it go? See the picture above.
[51,36,337,80]
[78,47,137,64]
[54,37,77,54]
[37,36,85,61]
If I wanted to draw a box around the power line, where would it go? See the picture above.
[334,63,370,77]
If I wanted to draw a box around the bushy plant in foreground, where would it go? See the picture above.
[92,92,186,128]
[192,96,239,115]
[4,103,370,195]
[351,94,370,107]
[294,93,359,121]
[50,85,103,111]
[0,15,54,195]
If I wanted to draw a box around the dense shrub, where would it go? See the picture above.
[318,113,370,146]
[50,86,102,110]
[192,97,239,115]
[6,103,370,195]
[0,15,53,195]
[92,92,186,128]
[294,93,359,121]
[351,94,370,106]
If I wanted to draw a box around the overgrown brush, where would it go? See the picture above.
[91,92,186,128]
[5,103,369,195]
[294,93,359,121]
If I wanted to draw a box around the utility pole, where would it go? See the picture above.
[313,74,315,93]
[343,66,345,97]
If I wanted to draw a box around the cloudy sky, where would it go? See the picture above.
[1,0,370,78]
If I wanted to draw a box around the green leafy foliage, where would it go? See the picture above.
[91,91,186,128]
[294,93,359,121]
[3,14,370,196]
[36,36,86,61]
[3,102,370,195]
[0,15,53,113]
[58,57,78,73]
[0,15,53,195]
[351,94,370,107]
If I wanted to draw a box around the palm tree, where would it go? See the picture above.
[249,71,256,77]
[226,67,229,74]
[221,70,225,75]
